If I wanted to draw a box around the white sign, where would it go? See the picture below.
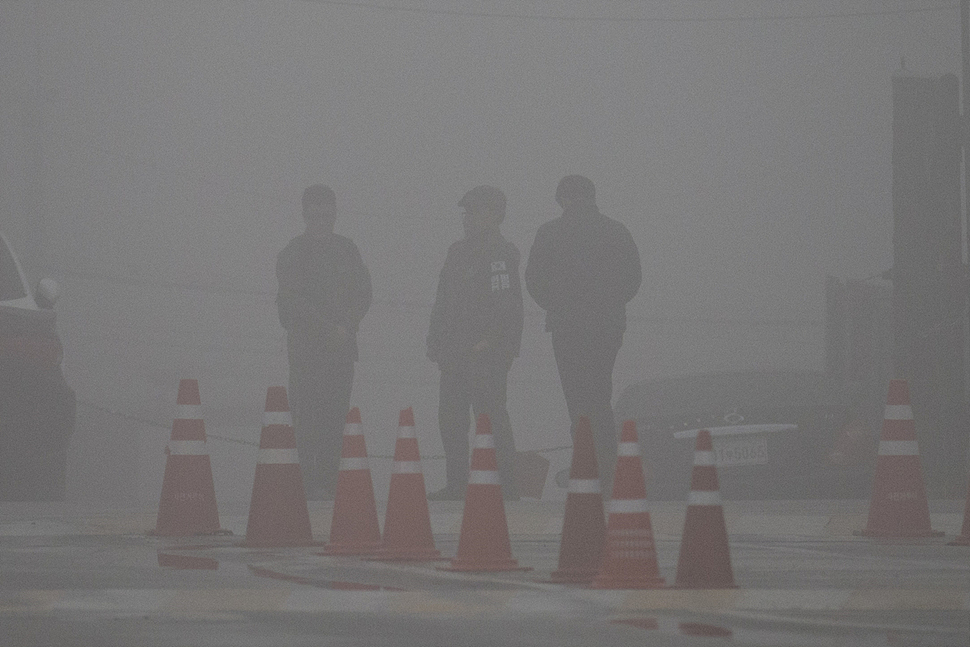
[673,424,796,439]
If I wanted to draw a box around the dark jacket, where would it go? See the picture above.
[276,232,372,361]
[525,206,641,339]
[427,229,524,371]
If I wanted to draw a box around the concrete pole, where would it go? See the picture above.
[963,0,969,259]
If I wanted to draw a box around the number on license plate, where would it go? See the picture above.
[713,436,768,467]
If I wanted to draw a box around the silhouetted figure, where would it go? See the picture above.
[525,175,641,485]
[427,186,524,500]
[276,185,372,499]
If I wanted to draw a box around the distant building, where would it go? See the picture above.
[890,70,966,497]
[824,275,893,422]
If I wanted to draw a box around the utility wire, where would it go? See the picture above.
[303,0,957,23]
[76,398,571,457]
[59,270,823,327]
[77,399,261,448]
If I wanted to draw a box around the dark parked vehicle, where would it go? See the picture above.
[614,371,881,500]
[0,232,75,500]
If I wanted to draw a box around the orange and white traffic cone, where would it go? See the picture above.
[674,429,736,589]
[438,413,530,572]
[242,387,315,547]
[321,407,382,555]
[592,420,664,589]
[152,379,222,536]
[947,476,970,546]
[551,415,606,583]
[860,380,942,538]
[370,407,442,561]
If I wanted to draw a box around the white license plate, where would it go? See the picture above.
[713,436,768,467]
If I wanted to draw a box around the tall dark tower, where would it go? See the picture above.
[891,69,966,497]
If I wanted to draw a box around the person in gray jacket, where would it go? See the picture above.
[276,184,372,499]
[525,175,641,486]
[427,186,524,501]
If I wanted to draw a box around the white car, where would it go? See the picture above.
[0,231,75,500]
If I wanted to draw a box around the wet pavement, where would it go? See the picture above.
[1,500,968,646]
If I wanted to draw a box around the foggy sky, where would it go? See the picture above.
[2,1,958,313]
[0,2,963,455]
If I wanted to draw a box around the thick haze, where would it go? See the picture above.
[0,2,963,497]
[4,2,958,305]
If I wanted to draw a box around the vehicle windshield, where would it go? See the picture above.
[0,237,28,301]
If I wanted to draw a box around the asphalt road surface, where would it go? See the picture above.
[1,500,968,646]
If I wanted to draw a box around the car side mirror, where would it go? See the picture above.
[35,278,60,309]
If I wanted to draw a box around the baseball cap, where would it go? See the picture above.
[458,185,506,218]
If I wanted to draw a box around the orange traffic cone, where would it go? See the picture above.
[674,429,736,588]
[321,407,382,555]
[152,379,222,536]
[592,420,664,589]
[242,387,316,547]
[370,408,442,561]
[438,413,530,572]
[860,380,942,538]
[947,477,970,546]
[551,415,606,583]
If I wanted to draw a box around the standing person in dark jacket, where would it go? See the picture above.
[525,175,641,486]
[276,184,372,499]
[427,185,524,501]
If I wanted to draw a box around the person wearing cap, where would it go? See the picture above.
[426,185,524,501]
[525,175,641,487]
[276,184,372,499]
